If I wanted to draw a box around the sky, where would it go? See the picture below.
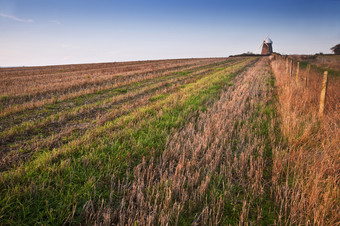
[0,0,339,67]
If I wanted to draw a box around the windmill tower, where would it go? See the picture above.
[260,37,273,55]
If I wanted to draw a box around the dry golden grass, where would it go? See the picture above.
[271,55,340,225]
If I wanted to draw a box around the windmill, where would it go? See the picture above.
[259,36,273,55]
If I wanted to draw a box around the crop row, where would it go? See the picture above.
[0,58,230,117]
[0,57,258,224]
[0,58,221,104]
[0,59,241,171]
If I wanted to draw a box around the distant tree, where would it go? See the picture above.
[331,44,340,55]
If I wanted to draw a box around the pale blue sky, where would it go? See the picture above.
[1,0,339,66]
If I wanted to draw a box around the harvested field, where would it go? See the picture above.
[0,55,339,225]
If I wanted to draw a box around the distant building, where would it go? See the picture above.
[261,37,273,55]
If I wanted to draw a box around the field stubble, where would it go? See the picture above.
[0,58,241,171]
[0,57,259,224]
[0,58,225,116]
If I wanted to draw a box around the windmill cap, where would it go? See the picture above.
[264,37,273,44]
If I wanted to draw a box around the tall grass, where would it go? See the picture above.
[271,55,339,225]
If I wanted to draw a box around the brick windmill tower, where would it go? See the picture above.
[260,37,273,55]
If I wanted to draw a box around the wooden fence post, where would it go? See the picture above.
[295,62,300,84]
[305,64,310,87]
[290,60,293,77]
[319,71,328,117]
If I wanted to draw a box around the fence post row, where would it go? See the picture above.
[275,57,329,118]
